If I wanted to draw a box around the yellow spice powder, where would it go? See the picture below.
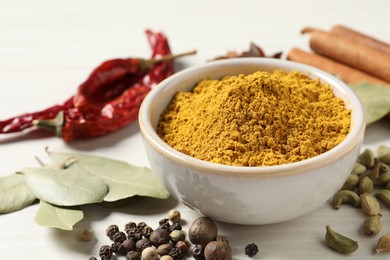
[157,70,351,166]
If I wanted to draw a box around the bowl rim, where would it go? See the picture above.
[139,58,365,178]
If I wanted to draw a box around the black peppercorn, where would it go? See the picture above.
[106,225,119,240]
[111,242,127,255]
[149,228,170,246]
[113,231,127,243]
[125,251,141,260]
[88,257,97,260]
[127,227,143,242]
[135,238,151,253]
[124,222,137,232]
[168,247,183,260]
[158,218,171,231]
[244,243,259,257]
[122,239,136,253]
[142,225,153,238]
[169,222,182,232]
[137,221,147,229]
[99,245,113,259]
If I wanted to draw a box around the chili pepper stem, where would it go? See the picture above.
[32,111,64,137]
[144,49,197,68]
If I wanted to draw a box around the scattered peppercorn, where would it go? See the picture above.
[175,240,189,254]
[127,227,143,241]
[149,228,170,246]
[111,241,127,255]
[204,241,232,260]
[169,222,182,232]
[142,225,154,238]
[159,218,171,231]
[122,239,136,253]
[168,209,181,223]
[170,230,185,243]
[124,222,137,232]
[244,243,259,257]
[189,217,218,246]
[99,245,113,259]
[126,251,141,260]
[141,246,158,260]
[136,238,152,253]
[113,231,127,243]
[156,243,173,256]
[106,225,119,240]
[95,210,262,259]
[168,247,183,260]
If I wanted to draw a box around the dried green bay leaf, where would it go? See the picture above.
[48,152,170,202]
[22,163,108,206]
[35,200,83,230]
[0,174,36,213]
[349,82,390,125]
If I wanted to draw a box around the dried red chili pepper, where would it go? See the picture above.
[34,31,195,141]
[0,29,195,140]
[73,29,176,110]
[0,97,73,134]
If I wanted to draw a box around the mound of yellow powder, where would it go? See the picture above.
[157,70,351,166]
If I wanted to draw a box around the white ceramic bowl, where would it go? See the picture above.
[139,58,365,225]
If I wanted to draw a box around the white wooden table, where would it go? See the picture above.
[1,0,390,259]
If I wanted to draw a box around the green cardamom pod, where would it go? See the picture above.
[358,149,375,169]
[377,173,390,186]
[368,159,389,181]
[363,215,382,236]
[375,189,390,208]
[332,190,360,209]
[341,175,359,190]
[351,163,367,175]
[360,192,381,216]
[377,145,390,164]
[357,176,374,195]
[376,233,390,253]
[325,225,358,254]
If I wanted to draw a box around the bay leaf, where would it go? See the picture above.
[0,174,36,213]
[48,152,170,202]
[34,200,83,230]
[22,163,108,206]
[350,82,390,125]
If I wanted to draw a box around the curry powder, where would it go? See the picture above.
[157,70,351,166]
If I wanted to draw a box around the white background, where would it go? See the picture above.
[0,0,390,259]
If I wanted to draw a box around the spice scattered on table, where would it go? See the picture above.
[89,209,262,259]
[329,145,390,253]
[376,233,390,253]
[158,70,351,166]
[244,243,259,257]
[325,225,358,254]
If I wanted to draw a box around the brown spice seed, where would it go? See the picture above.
[245,243,259,257]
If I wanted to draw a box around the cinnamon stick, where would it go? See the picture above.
[330,25,390,56]
[287,48,389,85]
[303,28,390,82]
